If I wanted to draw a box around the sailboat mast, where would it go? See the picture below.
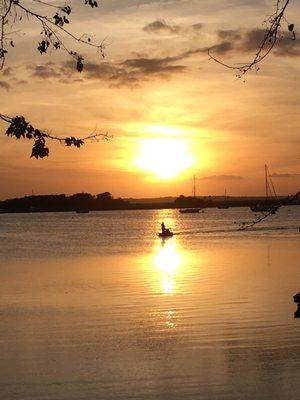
[193,175,196,198]
[265,164,268,200]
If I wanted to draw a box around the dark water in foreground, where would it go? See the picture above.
[0,207,300,399]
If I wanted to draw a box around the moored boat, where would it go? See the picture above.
[250,203,275,212]
[251,165,278,213]
[76,209,90,214]
[179,208,201,213]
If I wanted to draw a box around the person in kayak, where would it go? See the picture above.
[161,222,172,236]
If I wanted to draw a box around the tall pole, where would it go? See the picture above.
[265,164,268,200]
[193,175,196,198]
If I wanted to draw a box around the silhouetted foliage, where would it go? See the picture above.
[0,192,130,213]
[0,0,108,157]
[97,192,113,201]
[0,0,105,71]
[174,195,213,208]
[209,0,294,77]
[0,114,111,158]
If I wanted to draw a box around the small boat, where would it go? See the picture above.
[218,189,229,208]
[76,209,90,214]
[158,230,174,238]
[250,203,275,212]
[179,208,201,213]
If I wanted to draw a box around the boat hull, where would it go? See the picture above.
[179,208,201,213]
[158,232,174,238]
[250,204,274,212]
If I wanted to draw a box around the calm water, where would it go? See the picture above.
[0,207,300,399]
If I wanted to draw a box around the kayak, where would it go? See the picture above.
[158,231,174,238]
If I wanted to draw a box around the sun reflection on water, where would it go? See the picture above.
[162,278,174,294]
[153,238,191,295]
[139,228,196,333]
[155,241,181,274]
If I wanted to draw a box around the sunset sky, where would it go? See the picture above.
[0,0,299,199]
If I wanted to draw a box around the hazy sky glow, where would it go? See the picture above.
[0,0,299,199]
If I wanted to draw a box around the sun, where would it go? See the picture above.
[135,138,194,179]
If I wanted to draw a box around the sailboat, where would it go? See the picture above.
[218,188,229,209]
[179,208,201,213]
[250,165,277,212]
[179,176,202,213]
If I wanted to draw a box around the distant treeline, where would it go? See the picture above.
[0,192,128,213]
[0,192,298,213]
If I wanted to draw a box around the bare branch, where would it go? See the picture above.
[238,190,300,231]
[209,0,293,77]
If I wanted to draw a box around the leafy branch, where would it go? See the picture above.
[0,114,112,159]
[208,0,294,77]
[1,0,105,71]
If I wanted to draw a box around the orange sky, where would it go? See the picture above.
[0,0,299,199]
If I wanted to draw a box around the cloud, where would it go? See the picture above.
[192,23,203,32]
[270,173,300,178]
[0,81,10,91]
[218,30,242,41]
[200,175,244,181]
[29,52,190,87]
[143,19,181,34]
[209,41,233,55]
[209,28,300,58]
[2,67,13,76]
[121,55,186,74]
[30,62,62,79]
[143,20,204,38]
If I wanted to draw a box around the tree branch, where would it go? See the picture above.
[0,0,105,71]
[0,114,112,159]
[209,0,293,77]
[238,190,300,231]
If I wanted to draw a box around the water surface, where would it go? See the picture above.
[0,207,300,399]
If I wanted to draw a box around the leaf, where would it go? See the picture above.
[37,40,50,54]
[62,6,72,15]
[30,139,49,159]
[76,57,84,72]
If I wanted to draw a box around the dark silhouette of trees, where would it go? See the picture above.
[209,0,294,77]
[174,194,212,208]
[97,192,113,202]
[0,192,130,212]
[0,0,109,158]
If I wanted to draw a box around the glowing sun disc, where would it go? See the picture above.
[136,138,193,179]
